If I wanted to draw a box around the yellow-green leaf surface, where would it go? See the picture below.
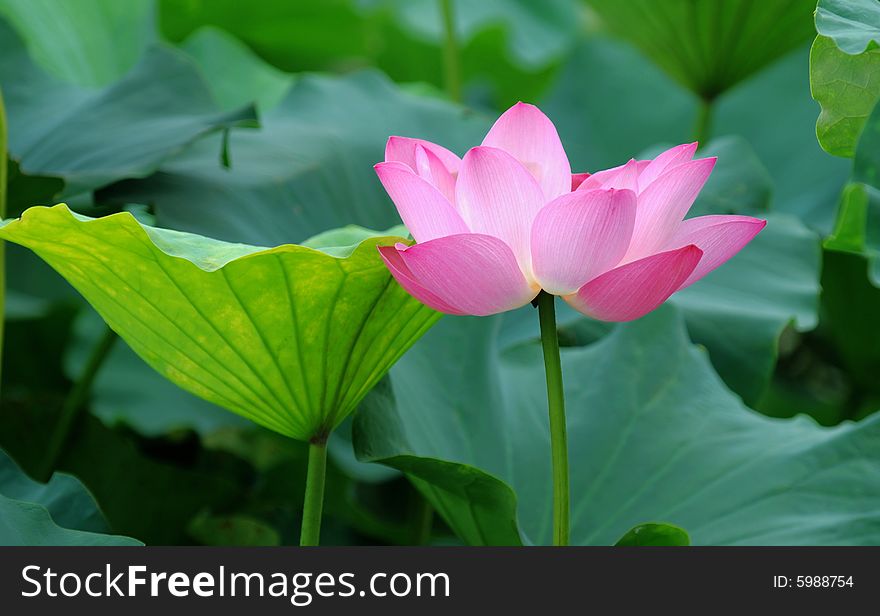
[810,0,880,157]
[810,34,880,157]
[0,205,440,441]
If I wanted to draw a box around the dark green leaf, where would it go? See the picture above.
[819,250,880,393]
[615,523,690,547]
[0,447,107,533]
[158,0,577,108]
[672,214,821,404]
[587,0,816,99]
[355,307,880,545]
[687,137,772,217]
[103,70,488,245]
[0,447,140,545]
[0,19,255,194]
[815,0,880,54]
[0,0,154,86]
[369,0,580,69]
[180,26,294,112]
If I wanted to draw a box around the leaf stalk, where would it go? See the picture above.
[300,438,328,546]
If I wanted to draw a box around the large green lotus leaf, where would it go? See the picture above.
[354,306,880,545]
[671,214,821,404]
[586,0,816,99]
[810,0,880,157]
[64,273,408,487]
[65,309,250,437]
[180,26,294,113]
[158,0,576,108]
[0,18,254,195]
[0,495,142,545]
[0,204,439,441]
[158,0,380,72]
[815,0,880,54]
[0,448,140,546]
[810,35,880,158]
[0,447,107,533]
[0,0,154,86]
[103,70,489,245]
[826,102,880,284]
[363,0,579,70]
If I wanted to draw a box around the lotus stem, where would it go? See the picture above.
[536,291,569,546]
[411,494,434,545]
[439,0,462,103]
[41,326,117,480]
[693,97,714,147]
[0,89,7,391]
[300,439,328,546]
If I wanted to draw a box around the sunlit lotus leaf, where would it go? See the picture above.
[0,205,439,441]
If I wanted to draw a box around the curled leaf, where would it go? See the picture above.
[0,205,440,441]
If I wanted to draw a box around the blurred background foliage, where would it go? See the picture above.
[1,0,879,545]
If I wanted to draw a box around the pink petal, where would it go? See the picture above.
[380,234,537,316]
[481,102,572,200]
[664,215,767,289]
[637,142,698,189]
[455,146,546,277]
[378,244,466,315]
[414,144,456,205]
[375,161,469,243]
[577,160,649,192]
[624,157,717,260]
[571,172,591,190]
[385,136,461,173]
[531,188,637,295]
[566,245,703,322]
[603,158,641,191]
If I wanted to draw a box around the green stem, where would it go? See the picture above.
[439,0,462,103]
[300,440,328,546]
[41,326,117,480]
[692,97,714,146]
[536,291,569,546]
[0,89,8,391]
[410,494,434,545]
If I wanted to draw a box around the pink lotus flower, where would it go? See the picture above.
[375,103,765,321]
